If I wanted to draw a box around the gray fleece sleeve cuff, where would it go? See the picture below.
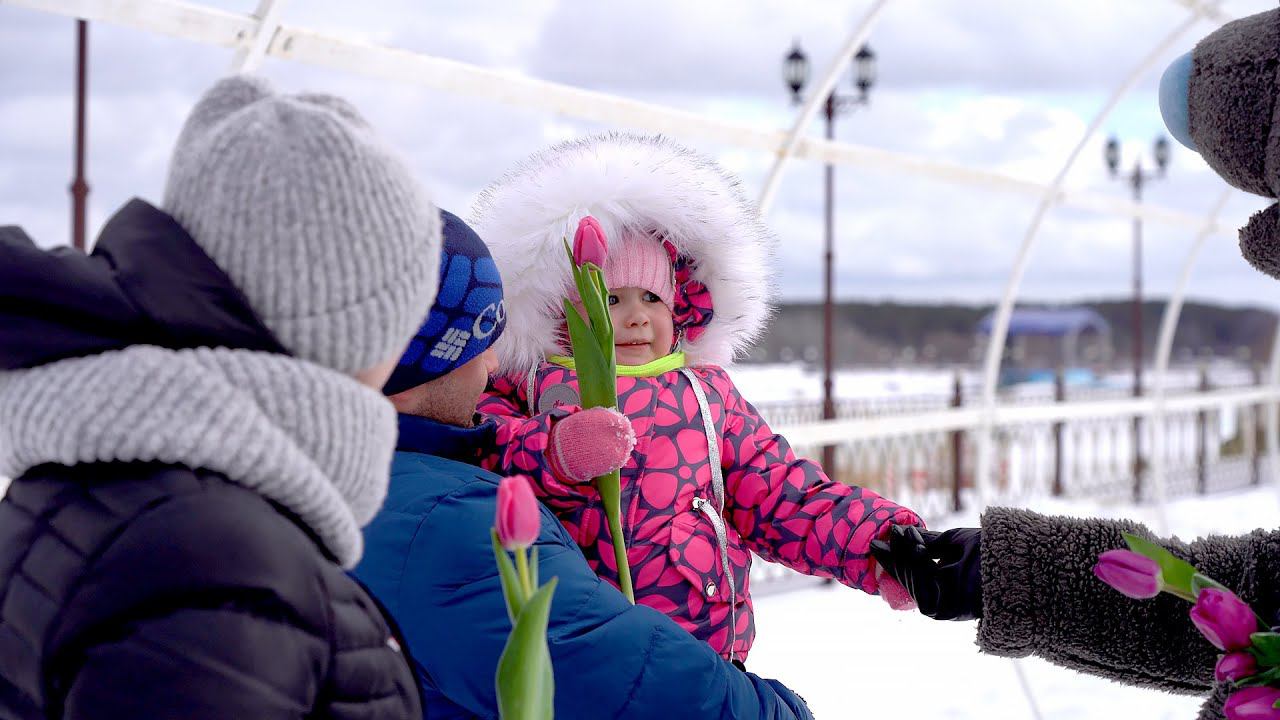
[977,507,1217,694]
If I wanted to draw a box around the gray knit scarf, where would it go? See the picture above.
[0,345,396,567]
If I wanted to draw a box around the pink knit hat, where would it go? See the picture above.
[601,233,675,308]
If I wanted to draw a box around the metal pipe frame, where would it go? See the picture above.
[1147,188,1233,534]
[756,0,892,216]
[11,0,1269,514]
[0,0,1243,238]
[228,0,286,73]
[972,4,1228,507]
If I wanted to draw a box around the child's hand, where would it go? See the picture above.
[870,525,984,621]
[875,565,917,611]
[548,407,636,482]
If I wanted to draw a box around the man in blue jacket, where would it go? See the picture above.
[353,210,814,720]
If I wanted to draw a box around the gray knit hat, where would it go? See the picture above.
[163,75,440,373]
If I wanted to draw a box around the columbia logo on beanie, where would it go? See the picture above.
[383,210,505,395]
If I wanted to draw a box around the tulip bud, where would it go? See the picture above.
[1192,588,1259,652]
[1093,549,1163,599]
[1215,652,1259,683]
[496,475,540,551]
[573,216,608,267]
[1224,686,1280,720]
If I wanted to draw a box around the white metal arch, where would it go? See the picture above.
[1147,187,1233,534]
[5,0,1272,512]
[1268,308,1280,499]
[1,0,1243,243]
[1225,274,1280,498]
[756,0,893,216]
[228,0,286,73]
[972,3,1229,505]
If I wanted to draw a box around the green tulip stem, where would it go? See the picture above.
[562,237,636,604]
[515,546,534,605]
[596,469,634,603]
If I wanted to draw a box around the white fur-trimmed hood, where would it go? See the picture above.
[471,133,776,376]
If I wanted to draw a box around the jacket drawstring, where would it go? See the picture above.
[679,367,737,663]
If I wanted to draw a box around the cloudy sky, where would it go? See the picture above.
[3,0,1278,313]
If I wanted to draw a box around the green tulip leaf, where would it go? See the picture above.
[562,241,630,606]
[491,530,523,623]
[496,578,559,720]
[1250,632,1280,667]
[1234,664,1280,688]
[589,271,614,338]
[1122,532,1198,602]
[1191,573,1231,597]
[582,270,613,347]
[562,300,613,410]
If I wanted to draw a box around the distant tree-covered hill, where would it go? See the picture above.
[744,299,1277,367]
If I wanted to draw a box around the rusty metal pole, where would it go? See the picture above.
[1197,364,1210,494]
[1131,165,1144,502]
[1254,362,1264,486]
[821,94,837,477]
[951,373,964,512]
[71,19,89,252]
[1053,366,1065,496]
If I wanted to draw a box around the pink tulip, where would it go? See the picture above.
[1093,549,1163,599]
[1192,588,1259,651]
[1224,686,1280,720]
[573,216,608,267]
[1216,652,1259,683]
[496,475,540,551]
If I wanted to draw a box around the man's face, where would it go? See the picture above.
[388,348,499,426]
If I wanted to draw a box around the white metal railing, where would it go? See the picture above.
[776,385,1280,445]
[971,1,1233,507]
[752,377,1276,600]
[770,381,1280,528]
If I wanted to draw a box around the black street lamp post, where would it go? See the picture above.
[1105,134,1170,501]
[783,40,876,477]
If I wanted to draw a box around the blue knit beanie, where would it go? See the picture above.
[383,210,505,395]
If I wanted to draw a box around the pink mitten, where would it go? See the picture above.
[876,565,917,611]
[548,407,636,482]
[873,521,919,611]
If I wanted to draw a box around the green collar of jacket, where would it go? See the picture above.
[547,352,686,378]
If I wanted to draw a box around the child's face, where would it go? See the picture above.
[607,286,674,366]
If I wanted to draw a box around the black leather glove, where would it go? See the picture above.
[870,525,983,621]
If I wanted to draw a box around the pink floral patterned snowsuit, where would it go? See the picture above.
[480,361,923,661]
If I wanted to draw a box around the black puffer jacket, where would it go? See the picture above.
[0,201,421,719]
[0,463,420,720]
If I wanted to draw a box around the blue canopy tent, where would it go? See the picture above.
[976,308,1112,387]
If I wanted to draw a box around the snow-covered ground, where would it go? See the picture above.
[749,485,1280,719]
[728,364,963,403]
[727,362,1250,405]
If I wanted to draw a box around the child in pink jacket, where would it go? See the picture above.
[473,133,922,663]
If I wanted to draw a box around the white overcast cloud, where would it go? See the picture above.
[1,0,1277,312]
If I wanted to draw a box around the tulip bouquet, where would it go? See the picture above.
[1095,533,1280,718]
[492,475,558,720]
[562,216,634,603]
